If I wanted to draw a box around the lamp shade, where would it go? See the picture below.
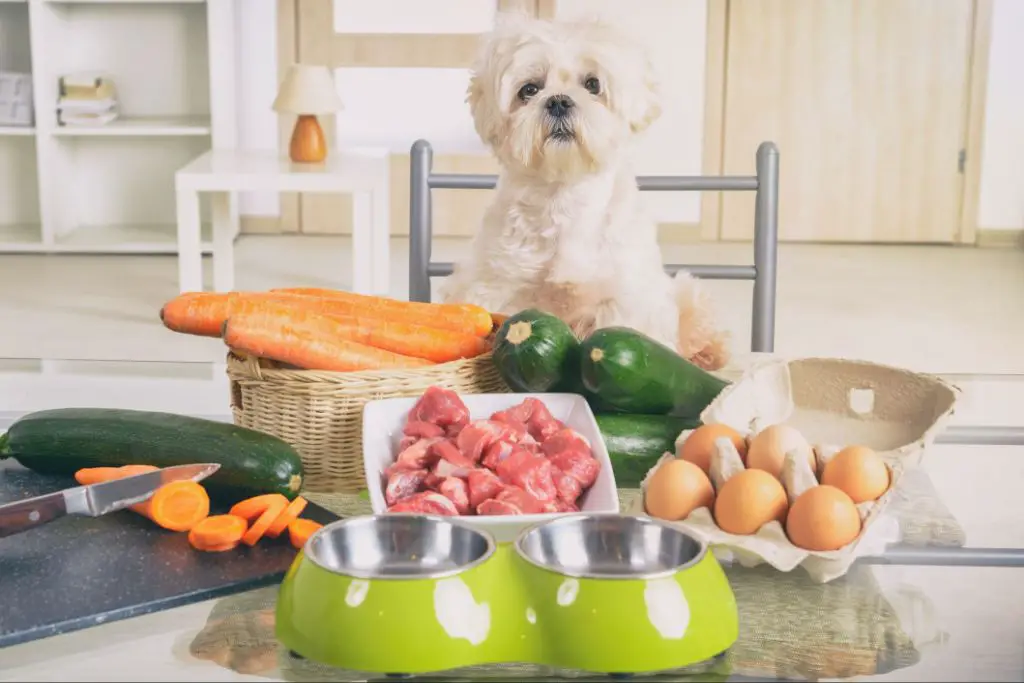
[272,64,344,115]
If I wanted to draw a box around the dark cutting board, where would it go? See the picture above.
[0,465,339,649]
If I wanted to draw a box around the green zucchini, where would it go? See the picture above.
[581,327,730,419]
[596,413,699,487]
[492,309,581,392]
[0,408,304,500]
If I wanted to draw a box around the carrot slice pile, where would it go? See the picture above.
[74,465,209,532]
[241,497,288,547]
[266,496,308,539]
[288,518,323,549]
[188,515,248,552]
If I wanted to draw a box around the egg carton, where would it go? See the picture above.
[628,356,959,583]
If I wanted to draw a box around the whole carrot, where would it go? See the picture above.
[161,292,490,362]
[223,305,435,372]
[272,287,494,337]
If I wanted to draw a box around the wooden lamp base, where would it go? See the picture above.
[289,114,327,163]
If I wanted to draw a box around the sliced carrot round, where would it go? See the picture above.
[288,518,323,549]
[241,499,287,547]
[265,496,308,539]
[229,493,289,521]
[137,480,210,532]
[192,540,241,553]
[188,514,248,550]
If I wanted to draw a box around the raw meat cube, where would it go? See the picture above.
[496,450,557,503]
[467,468,504,508]
[423,472,444,490]
[430,439,476,468]
[481,440,515,470]
[387,491,459,516]
[439,477,471,514]
[408,386,470,431]
[394,436,443,470]
[549,449,601,489]
[398,435,419,452]
[493,398,563,443]
[385,468,428,506]
[476,499,523,516]
[493,485,545,513]
[404,420,445,439]
[540,427,592,457]
[551,469,583,504]
[434,458,473,480]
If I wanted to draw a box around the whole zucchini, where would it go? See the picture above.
[596,413,699,487]
[0,408,304,499]
[581,327,729,419]
[492,309,581,392]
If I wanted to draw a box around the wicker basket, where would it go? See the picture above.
[226,351,509,493]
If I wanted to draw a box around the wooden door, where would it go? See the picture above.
[288,0,554,237]
[719,0,978,243]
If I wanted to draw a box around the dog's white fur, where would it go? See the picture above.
[441,14,729,369]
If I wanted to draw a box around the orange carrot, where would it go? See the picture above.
[223,305,435,372]
[490,313,509,331]
[188,514,248,550]
[191,541,240,553]
[74,465,209,532]
[134,480,210,532]
[229,493,289,521]
[241,498,287,547]
[272,288,494,337]
[288,518,323,549]
[266,496,308,539]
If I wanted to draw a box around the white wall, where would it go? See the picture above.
[977,0,1024,231]
[235,0,1024,232]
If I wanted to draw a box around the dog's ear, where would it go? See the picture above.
[466,28,511,148]
[627,55,663,134]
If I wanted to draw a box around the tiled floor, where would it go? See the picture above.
[0,236,1021,374]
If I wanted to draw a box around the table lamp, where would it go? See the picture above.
[273,64,343,163]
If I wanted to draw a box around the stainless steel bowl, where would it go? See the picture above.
[305,514,496,580]
[514,514,706,580]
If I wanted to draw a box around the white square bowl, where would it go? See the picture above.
[363,392,619,542]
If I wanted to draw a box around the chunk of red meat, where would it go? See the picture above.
[496,450,557,503]
[408,386,470,431]
[549,449,601,489]
[423,472,444,490]
[430,439,476,468]
[481,439,515,470]
[394,436,443,470]
[439,477,471,514]
[398,435,419,452]
[492,397,563,443]
[385,468,427,506]
[404,420,445,439]
[467,468,504,508]
[493,485,545,513]
[551,469,583,504]
[476,499,523,516]
[387,491,459,516]
[540,427,592,457]
[543,499,579,513]
[459,419,537,464]
[433,457,473,480]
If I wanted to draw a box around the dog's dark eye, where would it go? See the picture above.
[584,76,601,95]
[518,83,540,101]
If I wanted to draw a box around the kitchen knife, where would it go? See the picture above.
[0,463,220,539]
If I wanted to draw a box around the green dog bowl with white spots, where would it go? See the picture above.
[275,513,738,675]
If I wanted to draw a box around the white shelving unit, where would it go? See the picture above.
[0,0,236,254]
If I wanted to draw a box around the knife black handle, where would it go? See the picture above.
[0,492,67,539]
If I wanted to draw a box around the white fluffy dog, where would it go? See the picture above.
[441,14,730,370]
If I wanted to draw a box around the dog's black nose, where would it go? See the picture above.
[546,94,575,118]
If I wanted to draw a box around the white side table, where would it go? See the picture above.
[174,148,390,294]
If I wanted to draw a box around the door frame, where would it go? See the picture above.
[699,0,994,245]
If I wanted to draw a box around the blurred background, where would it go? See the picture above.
[0,0,1020,374]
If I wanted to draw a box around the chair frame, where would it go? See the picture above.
[408,139,780,353]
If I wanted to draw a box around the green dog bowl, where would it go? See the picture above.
[276,513,738,676]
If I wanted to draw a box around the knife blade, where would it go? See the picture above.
[0,463,220,539]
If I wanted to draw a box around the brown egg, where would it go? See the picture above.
[713,469,788,535]
[821,445,890,503]
[746,424,815,480]
[644,459,716,522]
[786,485,862,551]
[678,423,748,473]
